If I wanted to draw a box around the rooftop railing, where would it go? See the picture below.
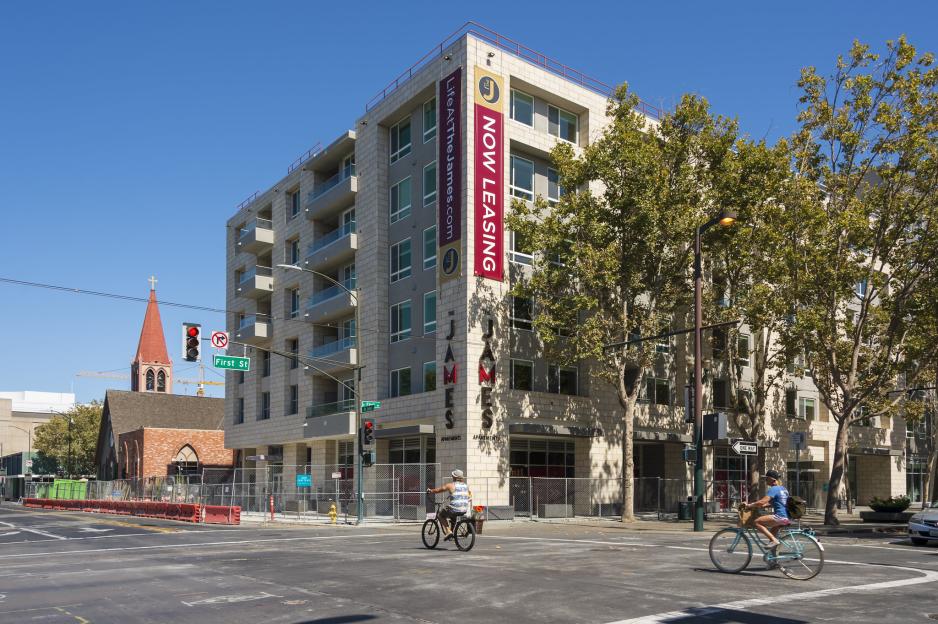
[287,142,323,174]
[307,221,356,256]
[234,190,261,212]
[365,21,661,120]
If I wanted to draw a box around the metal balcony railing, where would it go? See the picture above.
[308,277,357,306]
[310,336,356,358]
[312,166,356,200]
[238,265,273,284]
[238,314,269,330]
[238,217,273,241]
[307,221,356,256]
[307,399,356,418]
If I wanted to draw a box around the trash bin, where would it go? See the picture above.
[678,501,692,521]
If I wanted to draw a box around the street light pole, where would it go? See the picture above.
[67,416,73,479]
[694,210,737,532]
[278,263,365,525]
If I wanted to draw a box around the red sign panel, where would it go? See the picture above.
[473,67,505,281]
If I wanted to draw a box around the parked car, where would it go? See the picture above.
[908,504,938,546]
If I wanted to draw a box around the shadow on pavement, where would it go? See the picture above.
[692,567,777,579]
[655,607,808,623]
[294,617,377,624]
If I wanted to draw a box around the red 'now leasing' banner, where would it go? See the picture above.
[473,67,504,282]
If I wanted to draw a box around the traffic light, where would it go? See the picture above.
[182,323,201,362]
[360,418,375,448]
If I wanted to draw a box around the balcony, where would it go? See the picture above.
[305,221,357,269]
[305,278,356,324]
[237,218,274,254]
[305,400,357,439]
[235,314,270,345]
[306,337,358,376]
[305,172,357,221]
[237,266,274,299]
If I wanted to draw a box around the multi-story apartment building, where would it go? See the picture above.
[224,23,917,514]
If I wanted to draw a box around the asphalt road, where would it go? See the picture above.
[0,505,936,623]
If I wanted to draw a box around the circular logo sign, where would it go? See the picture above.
[441,248,460,277]
[478,76,499,104]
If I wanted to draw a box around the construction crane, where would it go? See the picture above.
[76,371,224,397]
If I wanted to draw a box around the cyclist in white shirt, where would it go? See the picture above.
[427,469,470,541]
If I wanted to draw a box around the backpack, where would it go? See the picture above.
[787,495,806,519]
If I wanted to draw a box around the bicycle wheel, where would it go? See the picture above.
[453,519,476,552]
[708,528,752,573]
[777,532,823,580]
[421,519,440,549]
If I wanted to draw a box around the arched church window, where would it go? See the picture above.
[145,369,155,391]
[157,370,166,392]
[173,445,200,476]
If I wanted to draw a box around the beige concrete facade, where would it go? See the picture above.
[223,29,915,511]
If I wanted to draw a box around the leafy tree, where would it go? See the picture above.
[33,401,102,477]
[507,88,738,520]
[788,37,938,524]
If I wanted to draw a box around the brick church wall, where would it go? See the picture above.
[118,428,234,478]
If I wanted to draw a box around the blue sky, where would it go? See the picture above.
[1,2,935,404]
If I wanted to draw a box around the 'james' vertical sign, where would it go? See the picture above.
[473,67,504,281]
[438,67,462,282]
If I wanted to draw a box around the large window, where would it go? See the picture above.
[712,379,728,408]
[548,105,578,143]
[390,118,412,163]
[262,351,270,377]
[510,359,534,391]
[259,392,270,420]
[737,334,751,367]
[390,367,412,398]
[289,189,300,218]
[510,296,533,331]
[641,377,670,405]
[390,300,412,343]
[423,98,437,142]
[510,155,534,200]
[908,455,927,503]
[289,338,299,370]
[509,229,534,265]
[547,168,564,204]
[423,361,437,392]
[548,365,578,396]
[338,440,354,479]
[423,226,437,269]
[389,437,422,464]
[510,90,534,126]
[510,438,574,477]
[423,161,437,205]
[156,370,166,392]
[390,239,412,282]
[288,238,300,265]
[390,177,412,223]
[799,397,816,421]
[289,287,300,319]
[786,388,797,418]
[423,291,437,334]
[288,385,298,415]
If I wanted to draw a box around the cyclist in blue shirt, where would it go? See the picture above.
[743,469,791,552]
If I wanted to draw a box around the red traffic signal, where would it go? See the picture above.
[361,419,376,447]
[182,323,201,362]
[187,326,199,338]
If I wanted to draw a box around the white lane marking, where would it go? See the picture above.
[182,591,283,607]
[21,527,67,540]
[0,532,21,537]
[1,532,412,559]
[78,528,113,533]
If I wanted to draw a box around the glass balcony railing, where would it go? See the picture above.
[307,398,356,418]
[311,166,356,200]
[307,221,356,256]
[238,217,273,241]
[238,314,269,329]
[310,336,356,358]
[238,265,273,285]
[308,277,357,306]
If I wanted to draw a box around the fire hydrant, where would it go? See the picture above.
[328,502,338,524]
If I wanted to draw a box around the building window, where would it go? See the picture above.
[737,334,751,367]
[259,392,270,420]
[390,239,412,283]
[389,437,422,464]
[156,370,166,392]
[145,369,155,391]
[510,90,534,126]
[548,105,578,143]
[510,438,574,478]
[288,385,298,415]
[712,379,728,409]
[509,230,534,265]
[510,359,534,391]
[510,296,533,331]
[390,177,412,223]
[390,367,412,398]
[799,397,816,421]
[236,398,244,424]
[238,371,244,385]
[338,440,354,478]
[288,239,300,265]
[289,287,300,319]
[423,226,437,269]
[262,351,270,377]
[423,362,437,392]
[856,278,868,298]
[342,154,355,179]
[645,377,671,406]
[173,445,200,476]
[423,291,437,334]
[656,334,671,354]
[548,365,578,395]
[423,97,436,142]
[423,161,437,206]
[510,155,534,200]
[289,189,300,218]
[390,118,412,163]
[390,300,412,343]
[547,168,564,204]
[289,338,299,370]
[786,388,797,418]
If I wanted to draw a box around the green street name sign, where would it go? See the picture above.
[361,401,381,412]
[213,354,251,371]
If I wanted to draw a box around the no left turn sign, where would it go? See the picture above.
[210,331,229,349]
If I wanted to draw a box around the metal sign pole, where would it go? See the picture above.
[796,446,801,498]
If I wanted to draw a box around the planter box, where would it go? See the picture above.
[537,503,572,518]
[859,511,914,523]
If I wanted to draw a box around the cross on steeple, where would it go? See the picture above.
[148,275,158,291]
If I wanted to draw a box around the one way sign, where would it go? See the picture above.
[731,440,758,455]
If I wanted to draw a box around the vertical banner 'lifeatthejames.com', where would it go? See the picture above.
[473,66,504,282]
[438,67,462,282]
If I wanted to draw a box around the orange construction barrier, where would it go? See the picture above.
[201,505,241,525]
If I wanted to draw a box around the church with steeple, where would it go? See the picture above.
[130,276,173,393]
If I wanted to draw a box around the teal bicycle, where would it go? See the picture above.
[708,507,824,580]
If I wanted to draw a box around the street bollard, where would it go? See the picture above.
[269,494,274,521]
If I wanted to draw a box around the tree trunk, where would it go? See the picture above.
[748,451,765,502]
[621,400,635,522]
[925,444,937,507]
[824,419,851,525]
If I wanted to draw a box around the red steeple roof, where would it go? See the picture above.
[134,288,171,365]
